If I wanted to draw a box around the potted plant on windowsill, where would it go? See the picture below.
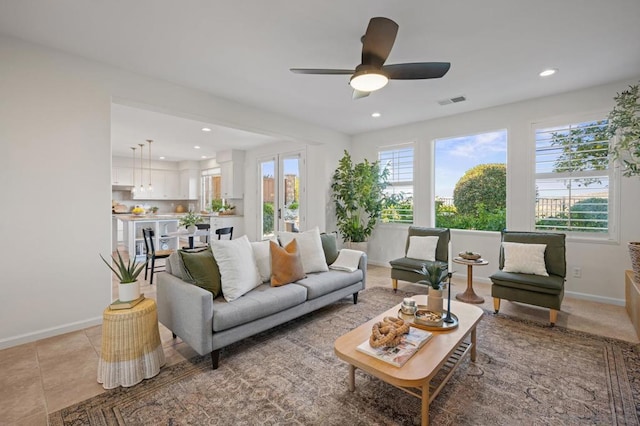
[179,211,202,233]
[607,82,640,280]
[100,251,147,302]
[331,150,389,251]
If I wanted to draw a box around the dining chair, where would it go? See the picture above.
[215,227,233,240]
[142,227,174,285]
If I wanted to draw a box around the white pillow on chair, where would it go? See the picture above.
[406,236,439,261]
[502,242,549,276]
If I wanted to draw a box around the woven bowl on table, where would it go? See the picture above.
[459,252,481,261]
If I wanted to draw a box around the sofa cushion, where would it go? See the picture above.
[211,235,261,302]
[179,247,222,297]
[251,239,272,283]
[294,269,364,300]
[490,270,564,295]
[320,232,340,265]
[270,240,305,286]
[211,283,308,332]
[278,227,328,274]
[167,252,193,283]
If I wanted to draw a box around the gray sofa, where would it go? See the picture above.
[157,249,367,369]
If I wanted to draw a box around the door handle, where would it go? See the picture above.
[278,208,282,219]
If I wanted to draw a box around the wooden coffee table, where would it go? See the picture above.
[334,296,483,426]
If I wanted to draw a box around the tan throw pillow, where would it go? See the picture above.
[270,240,305,287]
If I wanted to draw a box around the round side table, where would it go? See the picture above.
[97,298,166,389]
[453,257,489,304]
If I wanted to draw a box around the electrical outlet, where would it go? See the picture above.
[572,267,582,278]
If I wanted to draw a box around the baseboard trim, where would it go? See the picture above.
[0,316,103,350]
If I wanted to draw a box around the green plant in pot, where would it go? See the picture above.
[180,211,202,232]
[607,83,640,280]
[331,150,389,248]
[100,250,147,302]
[423,263,448,313]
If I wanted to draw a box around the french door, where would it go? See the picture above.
[258,151,305,239]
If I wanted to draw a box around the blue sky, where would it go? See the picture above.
[434,130,507,197]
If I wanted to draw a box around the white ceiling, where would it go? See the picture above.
[1,1,639,159]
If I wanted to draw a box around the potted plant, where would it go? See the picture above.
[423,263,448,313]
[331,150,389,250]
[607,83,640,280]
[100,250,146,302]
[179,211,202,233]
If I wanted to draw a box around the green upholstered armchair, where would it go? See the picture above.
[389,227,450,292]
[490,231,566,325]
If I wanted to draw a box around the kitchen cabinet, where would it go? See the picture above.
[179,169,199,200]
[209,215,244,239]
[220,150,244,199]
[112,167,134,186]
[133,170,180,200]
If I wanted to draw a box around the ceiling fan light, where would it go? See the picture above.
[350,71,388,92]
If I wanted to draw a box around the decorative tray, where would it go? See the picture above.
[398,309,459,331]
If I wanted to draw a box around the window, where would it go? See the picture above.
[534,118,611,235]
[201,168,221,211]
[379,145,414,224]
[434,130,507,231]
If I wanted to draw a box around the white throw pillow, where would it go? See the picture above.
[502,242,549,276]
[211,235,262,302]
[278,227,329,274]
[251,239,273,283]
[406,236,439,262]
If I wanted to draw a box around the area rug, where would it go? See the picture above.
[50,287,640,425]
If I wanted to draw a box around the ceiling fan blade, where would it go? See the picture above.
[290,68,354,75]
[352,89,370,100]
[361,17,398,67]
[383,62,451,79]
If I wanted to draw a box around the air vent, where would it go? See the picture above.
[438,95,467,106]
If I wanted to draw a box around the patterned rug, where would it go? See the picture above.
[50,287,640,425]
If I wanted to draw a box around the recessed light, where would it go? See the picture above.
[371,112,381,118]
[194,145,200,149]
[159,156,165,160]
[202,127,211,132]
[201,155,207,159]
[539,68,557,77]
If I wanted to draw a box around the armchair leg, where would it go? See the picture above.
[353,292,358,304]
[549,309,558,326]
[392,278,398,293]
[493,297,501,314]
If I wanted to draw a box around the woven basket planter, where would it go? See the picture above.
[629,242,640,282]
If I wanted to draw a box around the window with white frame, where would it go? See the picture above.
[379,144,414,224]
[200,168,221,211]
[534,118,612,235]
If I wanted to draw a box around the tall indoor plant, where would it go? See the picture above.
[607,82,640,280]
[331,150,388,249]
[100,250,147,302]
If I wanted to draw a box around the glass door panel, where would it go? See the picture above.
[280,155,300,233]
[260,159,276,239]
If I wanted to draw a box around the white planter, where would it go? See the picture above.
[427,287,444,313]
[186,224,197,233]
[118,281,141,302]
[347,241,368,253]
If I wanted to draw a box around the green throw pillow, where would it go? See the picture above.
[320,232,339,266]
[179,247,222,298]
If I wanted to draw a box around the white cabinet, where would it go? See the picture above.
[179,169,199,200]
[133,170,181,200]
[220,150,244,199]
[112,167,134,186]
[121,218,180,261]
[210,216,244,239]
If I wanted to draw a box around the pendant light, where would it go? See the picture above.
[147,139,153,192]
[130,146,137,194]
[138,143,145,193]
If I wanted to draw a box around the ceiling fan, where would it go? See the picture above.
[290,17,450,99]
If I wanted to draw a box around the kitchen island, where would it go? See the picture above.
[113,214,244,259]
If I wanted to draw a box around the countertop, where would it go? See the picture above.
[113,213,243,221]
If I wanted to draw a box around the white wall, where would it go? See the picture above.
[0,35,349,349]
[352,78,640,304]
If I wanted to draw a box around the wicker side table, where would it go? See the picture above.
[97,298,166,389]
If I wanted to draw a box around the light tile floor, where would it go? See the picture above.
[1,264,637,425]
